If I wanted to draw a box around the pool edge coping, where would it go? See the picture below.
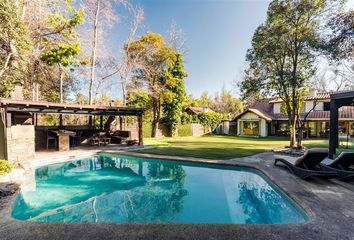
[2,150,354,240]
[1,150,315,225]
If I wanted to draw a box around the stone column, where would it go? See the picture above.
[58,133,70,151]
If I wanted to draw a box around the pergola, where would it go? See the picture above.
[0,99,144,145]
[329,91,354,158]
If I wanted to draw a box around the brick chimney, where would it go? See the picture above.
[10,82,24,100]
[308,87,317,98]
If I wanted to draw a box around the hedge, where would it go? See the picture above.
[177,124,193,137]
[0,160,13,175]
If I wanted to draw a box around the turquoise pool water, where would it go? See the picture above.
[12,154,308,224]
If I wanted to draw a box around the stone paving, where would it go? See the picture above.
[1,150,354,240]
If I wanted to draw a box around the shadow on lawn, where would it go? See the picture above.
[140,146,269,160]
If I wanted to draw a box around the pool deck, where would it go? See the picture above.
[1,150,354,240]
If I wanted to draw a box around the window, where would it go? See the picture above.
[323,102,330,111]
[242,121,259,136]
[273,103,282,114]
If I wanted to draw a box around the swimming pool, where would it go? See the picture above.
[12,154,308,224]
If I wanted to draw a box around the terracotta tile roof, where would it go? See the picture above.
[273,108,354,120]
[234,100,354,121]
[270,90,353,103]
[186,107,215,114]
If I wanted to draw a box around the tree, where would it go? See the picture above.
[162,54,188,136]
[197,112,225,131]
[324,7,354,83]
[41,43,82,103]
[325,8,354,61]
[240,0,327,148]
[116,4,144,106]
[199,91,211,108]
[211,87,244,115]
[81,0,127,105]
[168,19,187,54]
[40,0,84,103]
[128,32,176,137]
[0,0,31,97]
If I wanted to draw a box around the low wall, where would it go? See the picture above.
[6,125,35,163]
[0,119,5,159]
[114,120,208,138]
[191,123,207,136]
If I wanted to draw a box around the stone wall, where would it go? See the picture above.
[191,123,208,136]
[112,119,207,138]
[6,125,35,163]
[0,119,5,159]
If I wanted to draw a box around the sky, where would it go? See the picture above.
[106,0,271,98]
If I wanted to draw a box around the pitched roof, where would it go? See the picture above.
[233,108,273,121]
[269,91,354,103]
[273,107,354,121]
[234,100,354,121]
[186,107,215,114]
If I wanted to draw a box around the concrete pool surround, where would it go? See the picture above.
[1,151,354,240]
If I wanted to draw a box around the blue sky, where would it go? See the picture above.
[106,0,271,98]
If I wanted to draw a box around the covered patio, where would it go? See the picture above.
[0,99,144,162]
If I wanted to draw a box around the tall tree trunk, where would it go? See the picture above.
[59,64,63,103]
[89,0,101,105]
[121,78,126,106]
[0,53,12,78]
[151,97,160,137]
[20,0,29,20]
[151,99,157,137]
[290,119,297,148]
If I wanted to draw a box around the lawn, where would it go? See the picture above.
[136,135,346,160]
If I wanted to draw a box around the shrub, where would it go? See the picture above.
[0,160,13,175]
[178,124,193,137]
[197,112,225,130]
[143,122,152,138]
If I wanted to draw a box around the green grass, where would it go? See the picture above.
[138,135,354,160]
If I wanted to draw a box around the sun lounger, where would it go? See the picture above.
[320,152,354,180]
[274,148,338,179]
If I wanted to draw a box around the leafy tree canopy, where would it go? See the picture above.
[240,0,327,147]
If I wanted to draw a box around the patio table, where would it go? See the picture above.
[51,130,76,151]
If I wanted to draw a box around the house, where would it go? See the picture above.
[233,90,354,137]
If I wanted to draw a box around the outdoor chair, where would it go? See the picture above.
[100,132,111,145]
[274,148,338,180]
[90,133,103,146]
[70,131,82,147]
[320,152,354,180]
[110,130,131,144]
[46,130,57,149]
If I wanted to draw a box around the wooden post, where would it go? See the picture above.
[99,115,103,131]
[5,111,11,128]
[35,113,38,126]
[89,116,93,128]
[329,100,339,159]
[59,114,63,126]
[138,115,143,146]
[119,116,123,130]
